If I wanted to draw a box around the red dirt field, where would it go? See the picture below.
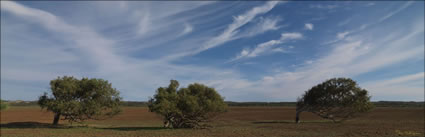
[1,106,424,137]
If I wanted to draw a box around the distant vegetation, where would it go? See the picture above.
[148,80,227,128]
[5,100,424,108]
[296,78,374,123]
[225,102,298,107]
[7,101,425,108]
[1,100,9,110]
[37,76,122,125]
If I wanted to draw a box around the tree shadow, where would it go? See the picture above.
[252,121,294,124]
[97,127,169,131]
[0,122,72,129]
[252,120,334,124]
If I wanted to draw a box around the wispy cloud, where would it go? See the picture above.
[229,32,303,62]
[1,1,124,73]
[162,1,282,60]
[1,1,423,102]
[0,1,241,101]
[198,1,280,53]
[310,4,339,10]
[379,1,413,22]
[363,72,424,101]
[365,72,424,87]
[137,11,151,36]
[252,19,424,100]
[323,2,415,46]
[304,23,314,30]
[180,23,194,36]
[365,2,375,7]
[337,31,350,39]
[337,17,352,26]
[271,47,286,53]
[241,16,282,37]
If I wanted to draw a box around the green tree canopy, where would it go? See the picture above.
[38,76,122,125]
[148,80,227,128]
[296,78,374,123]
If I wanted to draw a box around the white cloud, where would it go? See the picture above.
[246,40,281,57]
[281,32,303,40]
[310,4,338,10]
[137,11,151,36]
[379,1,413,22]
[327,1,415,46]
[199,1,280,52]
[259,17,281,31]
[180,23,194,36]
[162,1,282,60]
[242,16,281,37]
[1,1,125,73]
[365,72,424,87]
[230,32,303,62]
[0,1,242,101]
[304,23,313,30]
[363,72,424,101]
[109,1,214,51]
[337,31,350,39]
[305,60,314,64]
[323,2,414,46]
[366,2,375,7]
[248,19,424,101]
[338,17,352,26]
[1,1,423,102]
[272,47,285,53]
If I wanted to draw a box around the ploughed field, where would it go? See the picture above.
[1,106,423,137]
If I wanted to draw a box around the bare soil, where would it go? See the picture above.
[1,106,423,137]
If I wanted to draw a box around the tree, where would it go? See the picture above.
[295,78,374,123]
[148,80,227,128]
[38,76,122,125]
[1,100,9,111]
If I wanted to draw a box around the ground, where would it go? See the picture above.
[1,106,423,137]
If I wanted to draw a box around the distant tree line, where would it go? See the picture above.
[1,100,9,110]
[1,76,418,128]
[225,102,298,107]
[5,100,423,108]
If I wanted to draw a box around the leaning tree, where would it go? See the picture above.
[148,80,227,128]
[38,76,122,125]
[295,78,374,123]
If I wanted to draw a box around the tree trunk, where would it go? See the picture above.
[295,111,301,124]
[164,120,170,128]
[52,113,61,125]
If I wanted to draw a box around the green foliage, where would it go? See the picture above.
[1,100,9,111]
[38,76,122,124]
[296,78,374,122]
[148,80,227,128]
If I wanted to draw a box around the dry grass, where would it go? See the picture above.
[1,106,424,137]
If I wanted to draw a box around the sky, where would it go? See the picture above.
[1,1,424,102]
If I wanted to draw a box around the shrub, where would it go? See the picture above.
[148,80,227,128]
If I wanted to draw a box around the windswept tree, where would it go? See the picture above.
[296,78,374,123]
[38,76,122,125]
[148,80,227,128]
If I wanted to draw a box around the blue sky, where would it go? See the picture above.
[1,1,424,102]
